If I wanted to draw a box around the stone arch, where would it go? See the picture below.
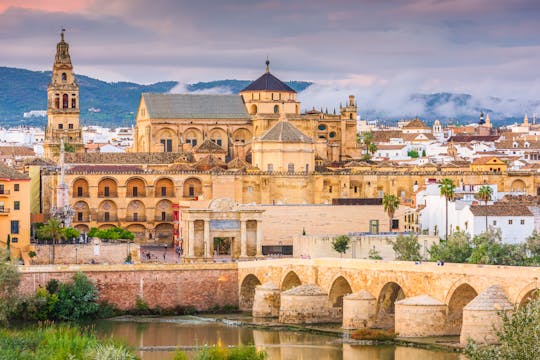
[155,127,176,152]
[126,224,146,241]
[72,177,89,198]
[155,177,175,197]
[75,224,89,233]
[126,200,146,222]
[232,128,252,143]
[154,223,173,244]
[98,177,118,197]
[154,199,173,221]
[126,176,146,197]
[73,201,90,223]
[511,179,526,192]
[183,177,202,198]
[249,104,257,115]
[281,271,302,291]
[98,200,117,222]
[240,274,262,311]
[328,276,353,308]
[208,127,228,148]
[183,127,203,147]
[98,224,116,230]
[446,283,478,335]
[375,281,405,329]
[516,282,540,308]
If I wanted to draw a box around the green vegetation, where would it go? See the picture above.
[0,250,21,325]
[0,325,136,360]
[382,193,400,232]
[332,235,351,257]
[360,131,377,160]
[350,329,397,341]
[389,233,421,261]
[438,178,456,240]
[407,150,419,158]
[174,344,267,360]
[465,296,540,360]
[88,227,134,241]
[368,247,383,260]
[476,185,494,231]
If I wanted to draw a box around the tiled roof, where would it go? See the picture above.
[469,204,533,216]
[142,93,250,119]
[496,139,540,149]
[67,165,144,173]
[241,72,296,93]
[65,152,193,164]
[371,130,403,143]
[260,121,312,143]
[472,156,505,165]
[194,139,226,153]
[449,135,500,143]
[0,162,29,180]
[402,133,436,141]
[403,118,429,129]
[23,157,56,166]
[194,155,227,170]
[227,157,254,170]
[0,146,35,156]
[377,144,407,150]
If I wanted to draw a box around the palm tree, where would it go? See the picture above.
[38,219,63,264]
[438,178,456,240]
[382,194,400,232]
[476,185,493,231]
[362,132,378,160]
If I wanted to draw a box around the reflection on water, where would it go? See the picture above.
[94,316,463,360]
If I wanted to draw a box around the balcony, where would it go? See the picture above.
[127,192,146,198]
[154,215,173,222]
[98,192,118,198]
[158,191,175,198]
[73,217,90,223]
[124,215,147,222]
[0,190,10,197]
[96,215,118,222]
[0,208,10,215]
[74,192,89,198]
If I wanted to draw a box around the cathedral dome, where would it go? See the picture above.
[241,60,296,93]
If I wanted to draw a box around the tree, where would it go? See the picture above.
[428,230,472,263]
[390,233,421,261]
[0,250,21,324]
[526,231,540,264]
[476,185,493,231]
[332,235,350,257]
[469,229,526,266]
[38,219,63,264]
[361,132,377,160]
[438,178,456,240]
[382,194,400,232]
[368,247,383,260]
[465,296,540,360]
[407,150,419,158]
[63,227,80,242]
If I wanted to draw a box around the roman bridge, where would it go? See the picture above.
[238,258,540,342]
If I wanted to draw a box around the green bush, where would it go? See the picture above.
[350,329,396,341]
[87,227,134,241]
[175,344,267,360]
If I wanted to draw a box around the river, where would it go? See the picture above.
[93,315,464,360]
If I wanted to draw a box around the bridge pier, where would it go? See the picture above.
[342,290,376,329]
[395,295,448,337]
[252,282,280,318]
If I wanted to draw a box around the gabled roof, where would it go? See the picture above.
[260,121,312,143]
[472,156,506,165]
[141,93,249,119]
[0,163,29,180]
[241,70,296,93]
[0,146,35,157]
[194,139,226,153]
[469,204,533,217]
[403,118,429,129]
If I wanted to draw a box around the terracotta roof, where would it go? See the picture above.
[168,163,193,171]
[472,156,505,165]
[241,70,296,93]
[194,139,226,153]
[496,139,540,150]
[448,135,500,143]
[469,204,533,216]
[402,133,435,141]
[194,155,227,171]
[142,93,249,119]
[67,165,144,173]
[23,157,56,166]
[260,121,312,143]
[0,146,35,157]
[371,130,403,143]
[377,144,407,150]
[227,157,253,170]
[403,118,429,129]
[0,163,29,180]
[65,152,193,165]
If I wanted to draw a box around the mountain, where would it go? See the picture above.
[0,67,311,127]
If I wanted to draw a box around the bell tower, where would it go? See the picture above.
[44,29,83,159]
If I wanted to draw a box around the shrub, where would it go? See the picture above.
[332,235,350,257]
[389,233,421,261]
[350,329,396,341]
[53,272,100,321]
[175,344,267,360]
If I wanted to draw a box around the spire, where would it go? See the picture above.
[265,57,270,73]
[54,28,72,68]
[524,113,529,126]
[61,28,65,42]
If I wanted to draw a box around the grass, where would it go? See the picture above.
[175,344,267,360]
[350,328,397,341]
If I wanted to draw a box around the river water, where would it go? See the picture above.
[93,316,464,360]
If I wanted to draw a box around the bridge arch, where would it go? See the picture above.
[446,283,478,335]
[328,275,353,308]
[375,281,405,329]
[516,282,540,308]
[511,179,526,192]
[281,271,302,291]
[239,274,261,311]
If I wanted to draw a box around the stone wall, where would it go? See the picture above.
[19,264,238,310]
[31,240,140,265]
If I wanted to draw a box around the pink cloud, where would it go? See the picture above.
[0,0,93,14]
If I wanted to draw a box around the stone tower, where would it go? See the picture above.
[44,30,83,159]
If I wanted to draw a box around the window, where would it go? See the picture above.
[0,184,4,194]
[77,212,83,221]
[62,94,68,109]
[216,139,222,147]
[267,164,273,172]
[55,97,60,108]
[161,186,167,197]
[104,186,110,197]
[11,238,18,243]
[160,139,172,152]
[188,186,194,197]
[329,131,336,138]
[13,201,19,210]
[493,220,497,226]
[329,186,333,193]
[288,163,294,173]
[61,72,67,82]
[68,123,74,129]
[13,184,19,192]
[10,220,19,234]
[369,220,379,234]
[354,186,358,194]
[392,219,399,229]
[318,124,327,131]
[77,186,83,197]
[378,190,384,198]
[133,213,138,221]
[521,219,525,225]
[508,220,513,225]
[247,186,253,193]
[71,98,76,108]
[132,187,138,197]
[273,105,279,114]
[104,212,110,221]
[58,124,63,130]
[161,211,166,221]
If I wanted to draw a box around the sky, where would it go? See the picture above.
[1,0,540,118]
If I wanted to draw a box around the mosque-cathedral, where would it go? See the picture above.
[40,33,536,246]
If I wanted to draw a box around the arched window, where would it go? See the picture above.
[62,94,68,109]
[273,105,279,114]
[54,97,59,109]
[250,104,257,115]
[71,97,76,109]
[329,131,336,138]
[61,73,67,82]
[349,113,353,120]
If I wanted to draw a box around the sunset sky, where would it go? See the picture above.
[1,0,540,115]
